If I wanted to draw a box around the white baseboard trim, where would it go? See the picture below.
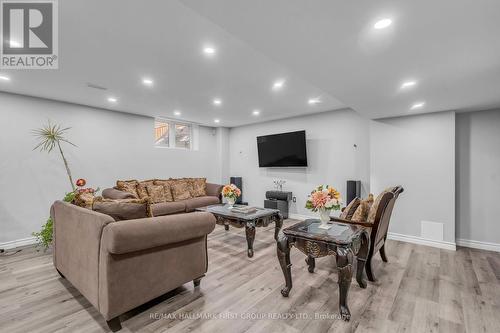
[388,232,456,251]
[0,236,37,250]
[456,238,500,253]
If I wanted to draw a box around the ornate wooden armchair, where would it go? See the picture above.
[330,186,404,281]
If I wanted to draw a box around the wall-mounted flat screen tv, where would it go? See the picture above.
[257,130,308,167]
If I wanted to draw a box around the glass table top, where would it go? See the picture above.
[196,204,280,220]
[284,219,361,244]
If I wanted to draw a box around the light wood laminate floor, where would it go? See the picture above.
[1,219,500,333]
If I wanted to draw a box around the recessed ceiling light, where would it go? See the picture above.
[374,18,392,30]
[308,97,321,105]
[401,80,417,89]
[142,78,154,86]
[272,79,285,90]
[252,110,260,116]
[107,97,117,103]
[8,40,21,47]
[173,110,181,116]
[214,119,220,123]
[411,102,425,110]
[203,46,216,56]
[0,75,11,81]
[213,98,222,106]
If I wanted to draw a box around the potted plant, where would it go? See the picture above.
[305,185,342,229]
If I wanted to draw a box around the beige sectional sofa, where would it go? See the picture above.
[51,179,223,331]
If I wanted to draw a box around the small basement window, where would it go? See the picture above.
[154,119,197,150]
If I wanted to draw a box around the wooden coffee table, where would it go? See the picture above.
[197,204,283,258]
[277,219,370,321]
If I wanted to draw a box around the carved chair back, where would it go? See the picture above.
[370,186,404,251]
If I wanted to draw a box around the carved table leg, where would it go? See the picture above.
[274,213,283,241]
[245,225,256,258]
[224,224,229,231]
[355,232,369,289]
[336,246,353,321]
[305,255,315,273]
[277,232,292,297]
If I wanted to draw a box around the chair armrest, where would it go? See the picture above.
[103,212,216,254]
[102,188,136,200]
[330,216,373,228]
[206,183,223,199]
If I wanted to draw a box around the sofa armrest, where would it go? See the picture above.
[206,183,223,200]
[102,212,216,255]
[102,187,136,200]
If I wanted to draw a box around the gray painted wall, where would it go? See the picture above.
[370,112,456,244]
[0,92,220,243]
[456,109,500,244]
[228,109,370,217]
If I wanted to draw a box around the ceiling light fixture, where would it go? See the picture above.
[252,110,260,116]
[173,110,181,116]
[142,78,154,86]
[8,40,21,47]
[401,80,417,89]
[0,75,11,81]
[213,98,222,106]
[411,102,425,110]
[203,46,216,56]
[214,119,220,123]
[272,79,285,90]
[374,18,392,30]
[308,97,321,105]
[107,97,117,103]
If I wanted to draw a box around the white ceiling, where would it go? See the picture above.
[1,0,500,126]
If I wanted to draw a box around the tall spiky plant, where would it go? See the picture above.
[33,121,77,191]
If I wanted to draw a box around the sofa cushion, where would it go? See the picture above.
[136,179,155,199]
[116,180,139,198]
[153,180,174,202]
[102,188,136,200]
[183,196,220,212]
[92,197,151,221]
[151,201,186,216]
[188,178,207,197]
[146,184,168,203]
[171,180,192,201]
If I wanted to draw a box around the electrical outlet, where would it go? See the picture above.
[292,196,296,203]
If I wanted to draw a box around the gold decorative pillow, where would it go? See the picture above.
[367,189,394,223]
[153,180,174,202]
[73,192,95,209]
[146,184,168,203]
[171,180,192,201]
[340,197,361,220]
[189,178,207,197]
[137,179,155,199]
[351,194,374,222]
[92,197,152,221]
[116,180,139,198]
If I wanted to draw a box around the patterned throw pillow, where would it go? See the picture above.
[137,179,155,199]
[153,180,174,202]
[171,180,192,201]
[116,180,139,198]
[340,197,361,220]
[367,188,395,223]
[351,194,374,222]
[189,178,207,197]
[146,184,168,203]
[72,192,95,209]
[92,197,152,221]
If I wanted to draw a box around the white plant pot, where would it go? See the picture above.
[226,197,236,208]
[318,208,332,229]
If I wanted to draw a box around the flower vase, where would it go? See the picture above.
[226,197,236,209]
[318,208,332,229]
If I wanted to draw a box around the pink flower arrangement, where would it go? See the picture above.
[305,185,341,212]
[222,184,241,199]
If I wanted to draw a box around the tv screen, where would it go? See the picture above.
[257,130,308,167]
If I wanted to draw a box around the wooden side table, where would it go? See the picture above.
[277,219,370,321]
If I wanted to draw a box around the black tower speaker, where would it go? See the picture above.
[346,180,361,205]
[230,176,243,204]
